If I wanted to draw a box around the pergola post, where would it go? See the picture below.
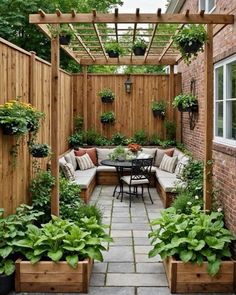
[169,65,175,121]
[83,65,88,131]
[50,31,60,216]
[203,24,213,211]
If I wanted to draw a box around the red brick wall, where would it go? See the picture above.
[177,0,236,235]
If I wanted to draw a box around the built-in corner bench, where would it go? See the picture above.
[60,147,188,208]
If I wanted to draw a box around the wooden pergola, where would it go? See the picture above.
[29,9,234,216]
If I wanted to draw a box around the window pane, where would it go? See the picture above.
[199,0,205,10]
[208,0,215,11]
[215,101,223,137]
[228,61,236,98]
[226,100,236,140]
[215,66,223,100]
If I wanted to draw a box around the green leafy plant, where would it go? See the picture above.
[132,130,148,145]
[98,88,115,103]
[94,135,111,146]
[29,143,51,158]
[109,145,128,161]
[16,216,112,266]
[111,132,126,145]
[68,132,83,148]
[100,111,115,124]
[151,101,166,118]
[149,134,162,145]
[149,206,235,276]
[164,120,176,141]
[105,41,124,57]
[173,93,198,111]
[171,191,203,214]
[83,129,100,145]
[74,115,83,132]
[0,205,43,275]
[159,140,176,148]
[173,24,207,64]
[132,38,147,50]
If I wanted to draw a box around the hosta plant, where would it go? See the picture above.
[16,216,112,267]
[149,206,235,276]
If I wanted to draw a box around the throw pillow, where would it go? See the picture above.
[154,148,174,167]
[159,154,178,173]
[64,150,77,170]
[175,156,190,178]
[61,162,75,181]
[74,147,97,166]
[76,153,95,170]
[96,148,115,165]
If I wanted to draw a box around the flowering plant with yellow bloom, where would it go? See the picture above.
[0,99,44,135]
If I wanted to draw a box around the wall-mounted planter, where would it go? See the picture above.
[15,258,93,293]
[163,256,235,293]
[177,104,198,113]
[101,96,114,103]
[152,109,165,119]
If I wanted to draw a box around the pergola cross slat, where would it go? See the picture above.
[29,9,234,216]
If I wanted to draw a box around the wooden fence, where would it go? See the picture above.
[0,38,73,215]
[73,73,182,138]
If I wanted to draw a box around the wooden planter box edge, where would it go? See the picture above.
[15,258,93,293]
[163,256,236,294]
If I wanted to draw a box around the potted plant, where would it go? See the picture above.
[100,111,115,124]
[29,143,51,158]
[109,145,128,161]
[132,38,148,56]
[128,143,142,154]
[173,93,198,112]
[105,41,124,58]
[15,216,112,293]
[98,88,115,103]
[59,26,74,45]
[149,205,236,293]
[173,24,207,64]
[151,101,166,118]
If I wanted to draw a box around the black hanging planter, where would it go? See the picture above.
[30,144,50,158]
[107,50,119,58]
[100,118,114,124]
[152,109,165,119]
[0,273,14,295]
[133,47,146,56]
[1,123,20,135]
[101,96,114,103]
[179,40,203,54]
[59,35,71,45]
[178,104,198,113]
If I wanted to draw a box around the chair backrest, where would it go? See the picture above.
[130,158,153,181]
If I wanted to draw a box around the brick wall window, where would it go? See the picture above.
[199,0,216,13]
[214,55,236,147]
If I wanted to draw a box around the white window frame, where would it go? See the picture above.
[199,0,216,13]
[214,54,236,147]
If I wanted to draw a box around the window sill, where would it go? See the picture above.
[213,141,236,157]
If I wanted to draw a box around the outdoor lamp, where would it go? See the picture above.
[124,75,133,94]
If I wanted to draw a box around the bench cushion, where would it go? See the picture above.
[96,148,115,165]
[96,165,116,172]
[64,150,77,170]
[73,167,97,189]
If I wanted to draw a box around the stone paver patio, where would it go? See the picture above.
[14,185,235,295]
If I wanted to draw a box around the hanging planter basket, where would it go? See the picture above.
[177,104,198,113]
[133,47,146,56]
[59,35,71,45]
[106,50,119,58]
[101,96,114,103]
[179,40,203,54]
[1,123,22,135]
[100,118,115,124]
[152,109,165,119]
[30,143,51,158]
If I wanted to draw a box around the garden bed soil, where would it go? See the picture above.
[163,256,236,293]
[15,258,93,293]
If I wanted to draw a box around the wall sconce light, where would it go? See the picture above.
[124,75,133,94]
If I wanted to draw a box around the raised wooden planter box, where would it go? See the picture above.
[15,258,93,293]
[163,256,236,293]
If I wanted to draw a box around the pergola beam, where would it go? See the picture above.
[80,56,177,65]
[144,23,158,62]
[30,13,234,25]
[93,23,108,61]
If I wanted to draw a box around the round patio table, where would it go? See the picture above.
[100,159,133,198]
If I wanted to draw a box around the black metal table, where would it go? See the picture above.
[100,159,132,198]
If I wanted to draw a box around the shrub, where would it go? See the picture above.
[74,115,83,132]
[111,132,126,145]
[68,132,83,148]
[171,191,203,214]
[149,134,162,145]
[164,120,176,140]
[132,130,148,145]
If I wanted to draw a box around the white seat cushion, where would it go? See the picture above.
[64,150,77,170]
[156,168,176,179]
[73,167,96,189]
[121,175,149,185]
[96,165,116,172]
[96,148,115,165]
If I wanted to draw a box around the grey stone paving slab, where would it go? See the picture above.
[133,237,151,245]
[111,230,132,237]
[93,262,108,273]
[103,246,134,262]
[112,223,150,230]
[113,212,130,217]
[134,245,153,254]
[135,253,161,263]
[133,230,151,238]
[90,273,105,286]
[108,262,135,273]
[83,286,135,295]
[132,217,149,223]
[112,217,131,223]
[106,273,168,287]
[137,288,235,295]
[136,262,165,273]
[112,237,133,246]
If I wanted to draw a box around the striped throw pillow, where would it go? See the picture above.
[61,163,75,181]
[76,153,95,170]
[159,154,178,173]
